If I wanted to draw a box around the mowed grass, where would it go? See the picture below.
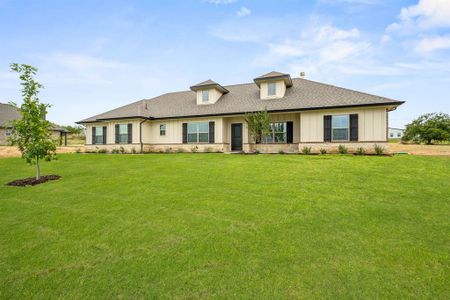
[0,154,449,299]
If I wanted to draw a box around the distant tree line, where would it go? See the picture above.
[402,112,450,144]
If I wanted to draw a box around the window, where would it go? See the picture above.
[95,126,104,144]
[160,124,166,136]
[268,82,276,96]
[332,115,349,141]
[202,90,209,103]
[187,122,209,143]
[264,122,286,143]
[397,132,401,137]
[390,133,394,137]
[5,128,12,136]
[118,124,128,143]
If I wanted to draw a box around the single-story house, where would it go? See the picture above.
[388,127,405,139]
[76,71,404,153]
[0,103,69,146]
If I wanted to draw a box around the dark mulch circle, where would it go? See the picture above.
[6,175,61,187]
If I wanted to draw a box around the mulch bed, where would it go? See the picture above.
[7,175,61,187]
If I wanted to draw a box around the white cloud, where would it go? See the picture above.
[203,0,236,4]
[388,0,450,33]
[415,35,450,53]
[236,7,251,17]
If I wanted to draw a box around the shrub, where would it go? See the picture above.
[164,147,172,153]
[119,146,125,154]
[191,146,198,153]
[75,148,82,153]
[319,148,327,154]
[176,148,185,153]
[356,147,365,155]
[302,146,311,155]
[204,147,213,153]
[131,148,137,154]
[254,149,260,154]
[111,148,119,154]
[374,144,385,155]
[338,145,347,154]
[98,149,108,154]
[278,150,285,154]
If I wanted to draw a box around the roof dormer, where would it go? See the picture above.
[253,71,293,100]
[190,79,229,105]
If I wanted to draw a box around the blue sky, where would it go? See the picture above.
[0,0,449,127]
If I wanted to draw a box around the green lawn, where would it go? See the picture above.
[1,154,449,299]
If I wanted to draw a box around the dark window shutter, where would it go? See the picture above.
[324,115,332,142]
[182,123,187,144]
[92,127,96,145]
[209,121,215,144]
[286,121,293,144]
[350,114,358,141]
[102,126,107,144]
[127,123,133,144]
[115,124,119,144]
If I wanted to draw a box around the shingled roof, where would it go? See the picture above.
[190,79,229,94]
[0,103,68,132]
[253,71,293,87]
[77,77,404,123]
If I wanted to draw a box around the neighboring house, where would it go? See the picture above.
[0,103,69,146]
[77,71,405,153]
[388,127,405,139]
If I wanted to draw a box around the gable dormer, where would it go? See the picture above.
[190,79,229,105]
[253,71,293,100]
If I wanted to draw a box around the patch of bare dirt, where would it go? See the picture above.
[0,146,84,158]
[389,143,450,156]
[7,175,61,187]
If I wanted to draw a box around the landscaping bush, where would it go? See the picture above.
[164,147,172,153]
[131,148,137,154]
[338,145,348,154]
[278,150,285,154]
[191,146,198,153]
[374,144,385,155]
[204,147,213,153]
[119,146,125,154]
[98,149,108,154]
[356,147,365,155]
[301,146,311,155]
[319,148,327,154]
[176,148,185,153]
[111,149,120,154]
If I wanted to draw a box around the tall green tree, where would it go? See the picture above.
[245,108,271,144]
[8,63,56,180]
[402,112,450,144]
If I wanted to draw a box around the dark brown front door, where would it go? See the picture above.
[231,123,243,151]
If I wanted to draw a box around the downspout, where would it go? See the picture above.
[139,119,148,153]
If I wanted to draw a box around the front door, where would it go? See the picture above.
[231,123,243,151]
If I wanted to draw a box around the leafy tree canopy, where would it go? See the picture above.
[245,109,271,144]
[8,63,56,179]
[402,112,450,144]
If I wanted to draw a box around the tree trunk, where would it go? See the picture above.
[36,157,40,180]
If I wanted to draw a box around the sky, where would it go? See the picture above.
[0,0,449,127]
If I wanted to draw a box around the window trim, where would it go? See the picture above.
[95,126,105,144]
[202,90,209,103]
[160,124,166,136]
[331,114,350,142]
[264,122,287,144]
[117,124,129,144]
[267,82,276,96]
[187,122,209,143]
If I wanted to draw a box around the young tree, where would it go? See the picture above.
[402,113,450,144]
[65,125,84,135]
[8,63,56,180]
[245,108,271,144]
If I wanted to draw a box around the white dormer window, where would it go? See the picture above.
[202,90,209,102]
[268,82,276,96]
